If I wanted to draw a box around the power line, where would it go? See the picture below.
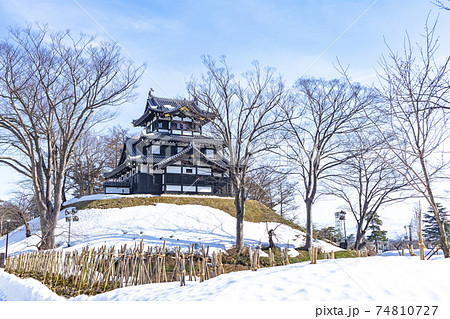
[286,0,380,91]
[72,0,173,98]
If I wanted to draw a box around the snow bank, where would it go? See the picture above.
[0,269,65,301]
[71,255,450,301]
[1,252,449,302]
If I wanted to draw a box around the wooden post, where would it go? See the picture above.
[187,244,196,281]
[218,250,224,275]
[283,246,290,265]
[269,248,274,267]
[180,253,186,287]
[309,247,318,264]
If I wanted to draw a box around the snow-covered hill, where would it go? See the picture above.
[1,194,339,255]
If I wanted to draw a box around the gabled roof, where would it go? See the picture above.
[132,90,214,127]
[154,144,193,169]
[142,131,223,146]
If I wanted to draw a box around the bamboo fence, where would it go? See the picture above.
[5,241,335,297]
[4,240,225,297]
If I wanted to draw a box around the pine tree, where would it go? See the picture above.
[366,213,388,252]
[423,203,450,246]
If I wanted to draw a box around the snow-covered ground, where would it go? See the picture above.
[2,195,339,255]
[1,194,449,309]
[71,253,449,301]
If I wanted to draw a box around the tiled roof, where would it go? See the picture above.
[133,90,214,127]
[148,96,196,113]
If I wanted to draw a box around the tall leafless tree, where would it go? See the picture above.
[187,56,285,252]
[369,20,450,257]
[0,25,143,249]
[279,77,376,249]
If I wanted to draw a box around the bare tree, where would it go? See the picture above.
[246,166,298,218]
[0,25,142,249]
[0,190,38,238]
[370,20,450,257]
[65,132,107,197]
[187,56,285,252]
[326,137,406,250]
[279,77,376,249]
[103,125,129,171]
[431,1,450,11]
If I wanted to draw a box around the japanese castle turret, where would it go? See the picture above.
[103,90,231,196]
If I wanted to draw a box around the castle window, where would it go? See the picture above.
[171,122,181,129]
[183,167,194,174]
[158,121,169,129]
[151,145,160,154]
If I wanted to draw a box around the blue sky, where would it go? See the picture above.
[1,0,449,235]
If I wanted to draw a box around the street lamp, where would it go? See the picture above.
[65,207,79,247]
[339,210,347,248]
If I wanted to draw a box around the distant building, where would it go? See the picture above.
[103,90,231,196]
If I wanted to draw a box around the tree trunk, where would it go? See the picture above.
[268,229,275,249]
[39,207,58,250]
[235,188,245,253]
[354,224,364,250]
[434,208,449,257]
[428,200,449,257]
[417,209,425,260]
[304,198,313,249]
[24,222,31,238]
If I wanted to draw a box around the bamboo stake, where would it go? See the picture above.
[269,248,274,267]
[180,253,186,287]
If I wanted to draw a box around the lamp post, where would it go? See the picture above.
[65,207,79,247]
[5,219,11,260]
[408,224,413,244]
[339,210,347,248]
